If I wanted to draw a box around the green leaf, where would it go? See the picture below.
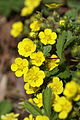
[36,41,43,51]
[64,36,77,49]
[76,63,80,69]
[63,31,77,49]
[65,9,78,20]
[24,100,43,116]
[56,31,67,60]
[66,31,73,41]
[71,71,77,78]
[56,30,77,61]
[76,101,80,106]
[51,112,58,120]
[67,0,80,9]
[43,45,52,56]
[42,88,52,117]
[45,67,59,77]
[57,68,71,79]
[42,0,64,4]
[0,0,24,16]
[0,100,13,117]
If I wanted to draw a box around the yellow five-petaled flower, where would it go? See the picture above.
[30,51,45,66]
[30,21,40,31]
[48,77,63,95]
[11,57,28,77]
[39,29,57,45]
[18,38,36,57]
[24,66,45,87]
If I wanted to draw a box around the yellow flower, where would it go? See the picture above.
[30,21,40,31]
[24,0,41,8]
[33,93,43,108]
[47,54,60,71]
[28,98,34,104]
[53,96,72,119]
[1,113,19,120]
[21,7,33,16]
[30,51,45,66]
[11,58,28,77]
[35,116,49,120]
[63,81,78,99]
[59,111,68,119]
[18,38,36,57]
[21,0,41,16]
[24,66,45,87]
[23,114,34,120]
[73,84,80,101]
[47,77,63,95]
[64,81,80,101]
[10,21,23,37]
[24,83,38,94]
[39,29,57,45]
[73,94,80,101]
[52,94,60,104]
[59,19,65,26]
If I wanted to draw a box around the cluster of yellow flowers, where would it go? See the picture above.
[1,113,49,120]
[1,79,80,120]
[11,20,59,94]
[21,0,41,16]
[27,77,80,119]
[10,18,80,120]
[54,80,80,119]
[30,77,71,119]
